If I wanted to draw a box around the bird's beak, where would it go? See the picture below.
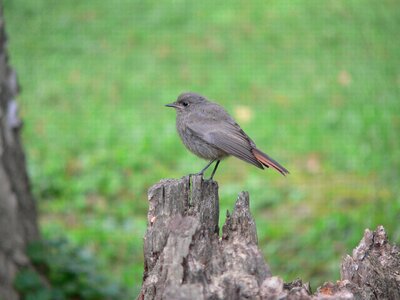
[165,102,179,108]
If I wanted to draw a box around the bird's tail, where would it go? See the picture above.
[252,148,289,176]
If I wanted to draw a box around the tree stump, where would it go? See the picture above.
[138,175,400,300]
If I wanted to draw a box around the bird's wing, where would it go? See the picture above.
[186,113,263,169]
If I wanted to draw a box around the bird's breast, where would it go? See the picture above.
[176,115,227,160]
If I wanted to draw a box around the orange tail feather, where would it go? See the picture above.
[252,148,289,176]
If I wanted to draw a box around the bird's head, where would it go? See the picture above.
[165,92,206,113]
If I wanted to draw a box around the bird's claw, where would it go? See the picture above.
[189,172,204,178]
[188,172,216,182]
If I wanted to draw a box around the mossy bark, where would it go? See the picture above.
[0,5,40,300]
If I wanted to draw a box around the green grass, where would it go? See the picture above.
[3,0,400,295]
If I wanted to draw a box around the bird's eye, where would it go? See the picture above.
[182,101,189,107]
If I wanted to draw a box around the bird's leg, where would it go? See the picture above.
[209,160,220,180]
[193,159,216,177]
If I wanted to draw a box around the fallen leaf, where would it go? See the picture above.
[338,70,352,86]
[234,105,253,123]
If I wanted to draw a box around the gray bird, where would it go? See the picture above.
[166,92,289,180]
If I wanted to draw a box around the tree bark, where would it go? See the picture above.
[138,175,400,300]
[0,5,40,300]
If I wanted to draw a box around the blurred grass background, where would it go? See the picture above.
[3,0,400,296]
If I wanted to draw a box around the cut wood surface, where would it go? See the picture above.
[138,175,400,300]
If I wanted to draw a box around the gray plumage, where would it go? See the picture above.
[166,92,289,179]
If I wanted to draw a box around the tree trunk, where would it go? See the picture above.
[0,6,40,300]
[138,175,400,300]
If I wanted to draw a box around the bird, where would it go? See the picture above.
[165,92,289,180]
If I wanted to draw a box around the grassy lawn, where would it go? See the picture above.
[3,0,400,296]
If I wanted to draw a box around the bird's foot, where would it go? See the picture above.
[188,172,215,181]
[189,171,204,178]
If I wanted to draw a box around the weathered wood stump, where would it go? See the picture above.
[137,175,400,300]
